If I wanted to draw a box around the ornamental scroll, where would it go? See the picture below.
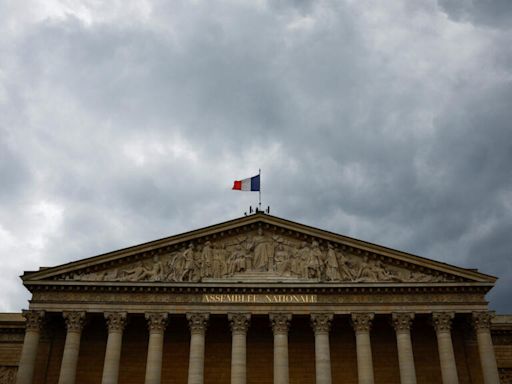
[63,228,454,283]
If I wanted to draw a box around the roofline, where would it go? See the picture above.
[22,212,497,283]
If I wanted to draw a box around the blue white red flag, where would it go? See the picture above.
[232,175,260,191]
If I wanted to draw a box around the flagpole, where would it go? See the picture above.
[258,168,261,211]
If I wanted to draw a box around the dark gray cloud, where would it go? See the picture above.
[0,0,511,313]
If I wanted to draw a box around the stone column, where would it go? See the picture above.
[351,313,375,384]
[58,311,86,384]
[187,313,209,384]
[392,313,417,384]
[311,314,333,384]
[270,313,292,384]
[472,312,500,384]
[144,313,168,384]
[432,312,459,384]
[15,310,45,384]
[228,313,251,384]
[101,312,127,384]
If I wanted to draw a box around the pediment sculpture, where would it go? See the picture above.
[64,229,455,283]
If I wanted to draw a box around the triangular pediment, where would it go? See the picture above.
[22,214,496,286]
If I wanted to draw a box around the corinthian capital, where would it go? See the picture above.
[432,312,454,332]
[351,313,374,333]
[228,313,251,334]
[392,313,414,332]
[105,312,127,333]
[270,313,292,334]
[145,313,168,333]
[63,311,86,333]
[311,313,333,334]
[22,310,45,332]
[187,313,209,334]
[472,311,494,331]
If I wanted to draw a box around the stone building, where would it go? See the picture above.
[1,213,511,383]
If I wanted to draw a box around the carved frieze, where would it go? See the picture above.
[59,228,456,284]
[0,367,17,384]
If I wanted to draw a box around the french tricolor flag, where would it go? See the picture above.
[232,174,260,191]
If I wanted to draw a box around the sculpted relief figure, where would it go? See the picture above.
[274,242,292,276]
[228,245,246,275]
[250,228,274,271]
[306,241,322,279]
[325,243,341,281]
[201,241,213,278]
[212,243,228,278]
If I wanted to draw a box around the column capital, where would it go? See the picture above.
[311,313,333,334]
[270,313,292,334]
[472,311,494,331]
[22,310,45,332]
[351,312,374,333]
[432,312,454,332]
[392,312,415,332]
[104,312,127,333]
[63,311,86,333]
[187,313,209,334]
[228,313,251,334]
[145,312,168,333]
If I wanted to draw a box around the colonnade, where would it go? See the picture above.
[15,310,500,384]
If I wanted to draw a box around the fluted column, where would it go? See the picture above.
[432,312,459,384]
[101,312,127,384]
[15,310,45,384]
[270,313,292,384]
[472,312,500,384]
[311,314,333,384]
[187,313,209,384]
[144,313,168,384]
[58,311,86,384]
[229,313,251,384]
[352,313,375,384]
[392,313,417,384]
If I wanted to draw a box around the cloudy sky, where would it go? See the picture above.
[1,0,511,313]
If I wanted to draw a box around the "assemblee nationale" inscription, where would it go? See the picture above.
[202,294,317,304]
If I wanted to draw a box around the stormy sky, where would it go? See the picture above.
[1,0,511,313]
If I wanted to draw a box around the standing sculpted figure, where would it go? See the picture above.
[307,241,322,279]
[325,243,341,281]
[274,243,291,276]
[212,243,228,278]
[337,250,354,281]
[228,245,246,275]
[201,241,213,278]
[298,241,311,278]
[181,244,198,282]
[251,228,274,271]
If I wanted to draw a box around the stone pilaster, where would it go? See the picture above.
[392,313,417,384]
[311,314,333,384]
[472,311,500,384]
[144,313,168,384]
[432,312,459,384]
[101,312,127,384]
[229,313,251,384]
[187,313,209,384]
[15,310,45,384]
[58,311,86,384]
[352,313,375,384]
[270,313,292,384]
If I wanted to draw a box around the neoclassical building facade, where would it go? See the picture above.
[1,213,511,383]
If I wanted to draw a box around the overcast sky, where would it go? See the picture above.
[1,0,511,313]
